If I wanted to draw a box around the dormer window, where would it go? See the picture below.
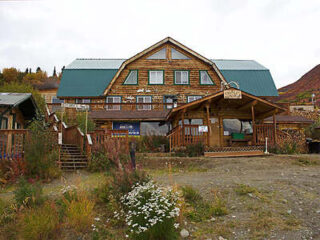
[174,70,189,85]
[200,70,215,85]
[123,70,138,85]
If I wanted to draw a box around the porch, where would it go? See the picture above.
[167,89,286,154]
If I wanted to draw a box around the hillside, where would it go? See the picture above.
[276,64,320,104]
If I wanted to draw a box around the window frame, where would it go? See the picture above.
[174,70,190,85]
[199,70,215,85]
[136,95,152,111]
[123,69,139,85]
[75,98,91,104]
[106,96,122,111]
[148,70,165,85]
[187,95,202,103]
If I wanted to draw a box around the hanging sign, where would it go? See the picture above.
[224,89,242,99]
[61,103,89,110]
[198,125,208,133]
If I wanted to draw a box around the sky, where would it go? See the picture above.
[0,0,319,88]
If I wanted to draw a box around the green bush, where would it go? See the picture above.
[14,178,44,208]
[137,135,169,152]
[175,142,205,157]
[269,142,299,154]
[181,185,203,203]
[19,201,60,240]
[88,151,113,172]
[24,119,60,180]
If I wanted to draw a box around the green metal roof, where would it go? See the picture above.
[57,69,118,97]
[58,59,278,97]
[220,69,278,96]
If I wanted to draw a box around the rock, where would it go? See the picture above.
[180,229,189,238]
[316,210,320,214]
[219,236,227,240]
[210,217,216,222]
[287,209,292,214]
[231,205,236,210]
[282,199,288,204]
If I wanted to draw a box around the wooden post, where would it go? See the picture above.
[273,112,277,145]
[251,105,256,145]
[6,115,13,154]
[181,110,185,146]
[205,104,210,146]
[219,116,223,147]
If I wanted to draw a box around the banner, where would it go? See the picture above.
[113,122,140,136]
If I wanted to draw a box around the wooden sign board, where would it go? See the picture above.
[61,103,89,110]
[224,89,242,99]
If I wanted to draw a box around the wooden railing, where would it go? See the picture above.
[47,102,186,112]
[62,124,85,153]
[168,125,205,151]
[89,129,129,152]
[255,124,275,145]
[0,129,29,161]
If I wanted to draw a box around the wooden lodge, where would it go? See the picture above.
[51,37,285,156]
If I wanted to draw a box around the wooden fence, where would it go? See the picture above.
[0,129,29,161]
[168,125,205,151]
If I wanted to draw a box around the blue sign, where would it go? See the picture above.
[112,122,140,136]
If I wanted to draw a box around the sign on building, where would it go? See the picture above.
[198,125,208,133]
[61,103,90,110]
[113,122,140,136]
[224,89,242,99]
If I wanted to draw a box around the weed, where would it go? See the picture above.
[64,193,95,233]
[19,201,60,240]
[295,157,318,166]
[181,185,203,203]
[211,195,228,216]
[235,184,257,195]
[14,178,44,208]
[88,151,114,172]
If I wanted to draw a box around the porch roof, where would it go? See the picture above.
[90,110,170,121]
[168,89,285,120]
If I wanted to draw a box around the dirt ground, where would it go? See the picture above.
[142,154,320,240]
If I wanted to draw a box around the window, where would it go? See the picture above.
[179,119,203,125]
[52,97,64,104]
[147,48,166,59]
[223,119,253,136]
[76,99,91,104]
[187,96,202,103]
[0,117,8,129]
[171,48,190,60]
[123,70,138,85]
[106,96,121,110]
[174,71,189,85]
[137,96,152,110]
[148,70,164,85]
[141,122,170,136]
[200,70,215,85]
[164,96,177,109]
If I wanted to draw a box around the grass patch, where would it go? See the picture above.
[294,157,319,166]
[181,186,228,222]
[235,184,257,195]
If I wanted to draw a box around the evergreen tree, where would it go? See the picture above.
[29,68,32,74]
[25,68,29,74]
[53,66,57,77]
[36,67,41,73]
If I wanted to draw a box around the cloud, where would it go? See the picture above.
[0,0,319,87]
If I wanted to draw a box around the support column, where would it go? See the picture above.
[181,110,185,146]
[251,105,256,145]
[6,115,13,153]
[273,112,277,145]
[219,116,223,147]
[205,104,210,146]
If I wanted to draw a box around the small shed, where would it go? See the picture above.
[264,115,313,131]
[0,93,38,129]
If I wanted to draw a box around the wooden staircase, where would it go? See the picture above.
[59,144,88,171]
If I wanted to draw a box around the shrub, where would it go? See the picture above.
[25,119,60,180]
[111,169,150,200]
[235,184,257,195]
[211,195,228,216]
[64,193,95,233]
[19,201,60,240]
[137,135,169,152]
[14,178,44,208]
[119,181,180,240]
[0,156,27,185]
[88,151,113,172]
[174,142,204,157]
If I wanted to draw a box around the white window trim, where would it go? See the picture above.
[137,96,152,111]
[175,71,189,85]
[200,71,214,85]
[106,96,121,110]
[149,70,164,85]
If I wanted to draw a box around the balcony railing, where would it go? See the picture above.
[47,102,186,112]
